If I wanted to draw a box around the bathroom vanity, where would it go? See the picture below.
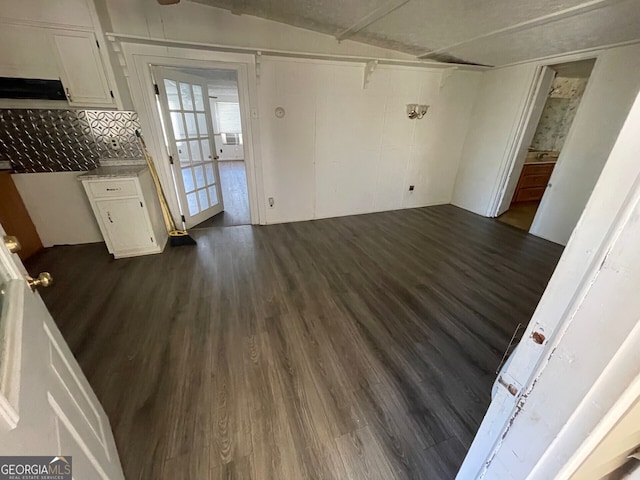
[511,151,558,204]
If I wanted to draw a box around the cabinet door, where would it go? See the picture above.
[50,30,114,107]
[514,186,546,203]
[95,198,154,253]
[0,23,59,79]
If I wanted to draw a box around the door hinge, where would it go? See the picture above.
[181,215,186,223]
[140,201,143,208]
[150,237,154,243]
[168,155,174,165]
[96,39,100,49]
[154,84,160,95]
[497,376,519,396]
[110,90,115,99]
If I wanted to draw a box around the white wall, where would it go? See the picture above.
[15,0,480,239]
[531,43,640,244]
[258,58,481,223]
[451,43,640,245]
[214,139,244,161]
[12,172,103,247]
[103,1,481,227]
[102,0,414,60]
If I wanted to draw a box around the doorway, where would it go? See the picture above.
[497,59,596,231]
[204,70,251,228]
[153,66,251,229]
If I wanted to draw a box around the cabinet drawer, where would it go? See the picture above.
[520,174,551,188]
[514,186,546,203]
[87,179,138,198]
[522,163,555,176]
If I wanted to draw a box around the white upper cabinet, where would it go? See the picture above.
[51,30,114,107]
[0,0,94,28]
[0,23,59,79]
[0,0,130,109]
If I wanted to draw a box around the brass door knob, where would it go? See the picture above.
[3,235,21,253]
[26,272,53,291]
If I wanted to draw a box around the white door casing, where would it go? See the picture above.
[0,226,124,479]
[494,65,556,217]
[118,43,264,227]
[154,66,225,228]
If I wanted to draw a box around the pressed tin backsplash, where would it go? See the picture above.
[0,109,144,173]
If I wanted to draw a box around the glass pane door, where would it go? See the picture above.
[154,67,224,228]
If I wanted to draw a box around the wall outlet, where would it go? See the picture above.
[109,137,121,150]
[409,185,415,191]
[268,197,275,208]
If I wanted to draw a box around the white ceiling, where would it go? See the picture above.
[188,0,640,66]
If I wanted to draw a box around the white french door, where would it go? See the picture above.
[0,227,124,478]
[154,67,224,228]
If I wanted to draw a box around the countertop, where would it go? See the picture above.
[78,165,148,180]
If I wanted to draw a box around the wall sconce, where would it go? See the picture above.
[407,104,429,119]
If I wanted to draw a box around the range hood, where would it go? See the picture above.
[0,77,66,100]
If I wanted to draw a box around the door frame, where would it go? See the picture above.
[556,371,640,479]
[120,43,265,226]
[487,53,599,219]
[491,65,556,217]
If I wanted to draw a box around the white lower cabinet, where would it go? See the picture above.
[95,198,155,253]
[81,169,167,258]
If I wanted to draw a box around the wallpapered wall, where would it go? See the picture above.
[530,77,589,152]
[0,109,143,173]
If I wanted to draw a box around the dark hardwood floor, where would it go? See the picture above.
[497,201,540,232]
[195,161,251,228]
[28,205,563,479]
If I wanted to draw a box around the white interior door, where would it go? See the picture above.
[496,66,557,216]
[0,226,124,479]
[154,67,224,228]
